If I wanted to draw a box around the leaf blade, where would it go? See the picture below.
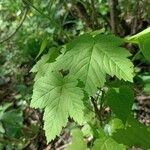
[31,72,84,142]
[55,34,134,95]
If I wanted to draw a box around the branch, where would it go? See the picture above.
[98,13,111,28]
[108,0,118,35]
[90,0,99,29]
[131,50,141,61]
[0,8,28,44]
[131,0,140,34]
[0,135,21,144]
[136,95,150,101]
[91,96,102,126]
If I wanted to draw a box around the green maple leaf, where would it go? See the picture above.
[30,33,135,143]
[55,34,134,95]
[31,72,84,142]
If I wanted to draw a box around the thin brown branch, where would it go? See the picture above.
[108,0,118,35]
[90,0,99,29]
[131,0,140,34]
[0,8,28,44]
[136,95,150,101]
[0,135,22,144]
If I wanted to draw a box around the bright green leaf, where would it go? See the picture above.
[55,34,134,95]
[31,47,60,81]
[31,54,50,73]
[125,27,150,61]
[67,129,86,150]
[139,33,150,61]
[36,37,48,59]
[93,137,126,150]
[31,47,59,73]
[125,27,150,43]
[31,72,84,142]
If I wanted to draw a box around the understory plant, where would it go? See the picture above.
[31,27,150,149]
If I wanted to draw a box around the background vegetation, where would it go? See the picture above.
[0,0,150,149]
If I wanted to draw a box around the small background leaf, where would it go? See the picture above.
[93,137,126,150]
[67,129,86,150]
[144,83,150,93]
[112,116,150,149]
[106,86,134,123]
[36,37,48,59]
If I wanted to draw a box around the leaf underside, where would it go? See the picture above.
[31,72,84,142]
[55,34,134,95]
[31,33,134,142]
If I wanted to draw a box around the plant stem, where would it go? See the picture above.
[132,50,141,61]
[0,135,22,144]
